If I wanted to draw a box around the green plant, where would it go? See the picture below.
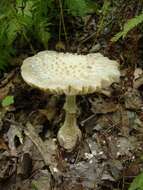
[0,0,53,70]
[0,0,94,71]
[64,0,91,17]
[96,0,111,37]
[111,12,143,42]
[1,95,14,107]
[128,172,143,190]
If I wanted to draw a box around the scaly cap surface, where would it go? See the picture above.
[21,50,120,95]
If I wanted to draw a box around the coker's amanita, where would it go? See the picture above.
[21,50,120,151]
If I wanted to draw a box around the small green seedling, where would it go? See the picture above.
[1,95,14,107]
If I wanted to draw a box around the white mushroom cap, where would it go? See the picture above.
[21,51,120,95]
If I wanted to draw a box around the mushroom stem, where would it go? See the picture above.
[57,95,82,151]
[64,95,77,130]
[64,95,77,114]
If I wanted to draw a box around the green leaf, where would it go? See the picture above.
[64,0,91,16]
[2,95,14,107]
[35,20,51,48]
[111,13,143,42]
[128,172,143,190]
[96,0,111,36]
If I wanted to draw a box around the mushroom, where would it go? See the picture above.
[21,50,120,151]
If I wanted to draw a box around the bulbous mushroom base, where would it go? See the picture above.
[57,119,82,151]
[57,95,82,151]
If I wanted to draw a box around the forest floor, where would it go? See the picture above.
[0,12,143,190]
